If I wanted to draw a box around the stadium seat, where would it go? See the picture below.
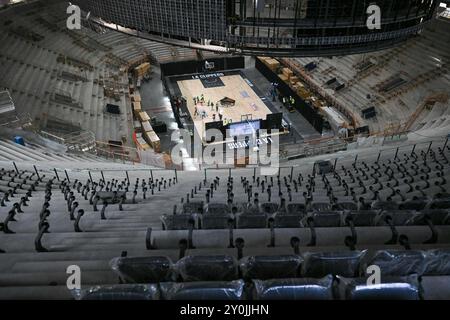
[366,250,427,276]
[236,213,268,229]
[110,256,174,283]
[73,284,160,300]
[422,249,450,275]
[201,214,234,229]
[183,202,204,214]
[204,203,229,215]
[308,211,343,227]
[301,251,367,278]
[160,280,245,300]
[161,214,197,230]
[338,275,422,300]
[175,255,239,281]
[252,276,334,300]
[239,255,303,280]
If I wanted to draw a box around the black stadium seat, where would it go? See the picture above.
[160,280,245,300]
[260,202,279,215]
[301,251,367,278]
[347,211,380,226]
[378,210,418,226]
[175,255,238,281]
[287,203,306,215]
[422,249,450,275]
[110,256,174,283]
[239,255,303,280]
[334,201,358,211]
[366,250,427,276]
[204,203,229,215]
[417,210,450,225]
[371,201,399,211]
[309,211,343,227]
[429,197,450,209]
[73,284,160,300]
[273,213,304,228]
[161,214,196,230]
[338,275,422,300]
[399,199,428,210]
[183,202,204,214]
[201,203,233,229]
[201,214,233,229]
[272,203,307,228]
[237,213,267,229]
[252,276,334,300]
[311,201,333,212]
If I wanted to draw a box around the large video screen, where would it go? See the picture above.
[229,120,261,137]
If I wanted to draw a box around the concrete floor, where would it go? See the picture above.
[241,57,324,141]
[140,66,179,154]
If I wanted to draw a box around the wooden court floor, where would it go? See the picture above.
[177,74,273,140]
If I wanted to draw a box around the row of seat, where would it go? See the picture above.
[74,275,422,300]
[110,250,450,284]
[161,206,450,230]
[179,198,450,216]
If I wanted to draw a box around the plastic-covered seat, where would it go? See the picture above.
[429,198,450,209]
[237,214,267,229]
[273,213,304,228]
[338,275,421,300]
[366,250,427,276]
[260,202,279,215]
[204,203,229,215]
[239,203,261,215]
[422,249,450,275]
[239,255,303,280]
[378,210,418,226]
[347,211,380,226]
[175,255,238,281]
[311,201,332,212]
[96,191,127,203]
[302,251,367,278]
[371,201,399,211]
[334,201,358,211]
[160,280,245,300]
[416,210,450,225]
[183,202,204,214]
[110,256,173,283]
[310,211,343,227]
[73,284,159,300]
[160,214,196,230]
[399,199,428,210]
[252,275,334,300]
[287,203,306,215]
[201,214,233,229]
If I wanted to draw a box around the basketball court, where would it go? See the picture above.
[177,74,274,142]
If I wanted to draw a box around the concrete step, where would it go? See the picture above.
[0,270,118,287]
[11,259,112,273]
[0,249,182,272]
[0,286,75,300]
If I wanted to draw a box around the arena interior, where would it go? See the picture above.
[0,0,450,303]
